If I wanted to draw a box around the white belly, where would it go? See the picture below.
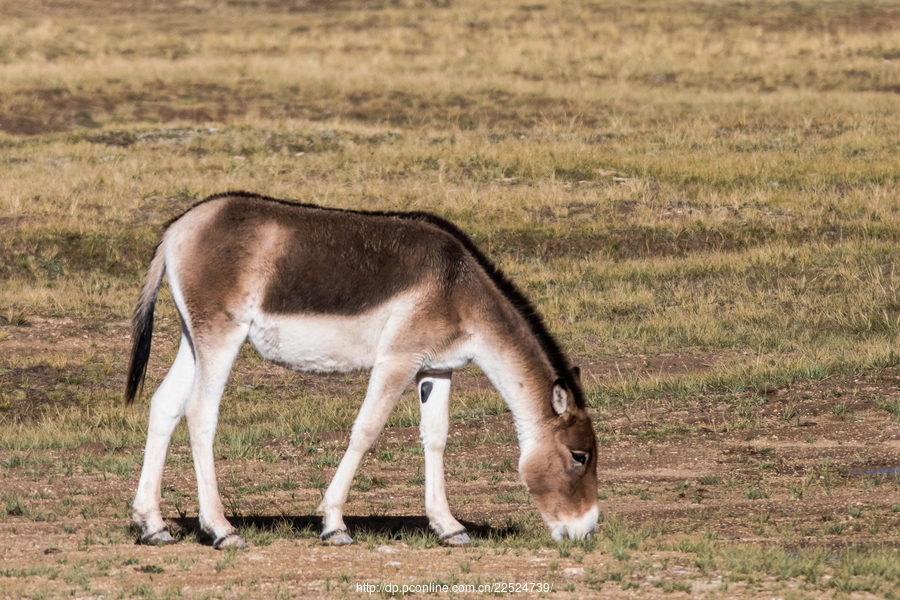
[248,312,384,373]
[247,290,474,375]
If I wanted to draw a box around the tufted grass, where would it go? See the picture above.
[0,0,899,438]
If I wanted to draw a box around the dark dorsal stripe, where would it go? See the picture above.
[167,191,583,407]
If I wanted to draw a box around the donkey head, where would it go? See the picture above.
[519,368,599,540]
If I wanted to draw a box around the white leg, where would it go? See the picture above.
[417,372,469,545]
[317,358,418,544]
[133,339,195,544]
[185,324,249,549]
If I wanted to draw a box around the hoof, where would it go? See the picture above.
[440,529,471,546]
[320,528,353,546]
[213,530,247,550]
[141,527,176,546]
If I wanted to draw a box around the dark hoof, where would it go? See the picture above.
[213,530,247,550]
[141,527,176,546]
[320,528,353,546]
[440,529,471,546]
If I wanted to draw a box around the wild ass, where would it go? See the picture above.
[125,191,599,549]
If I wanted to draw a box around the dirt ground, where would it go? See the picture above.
[2,319,900,599]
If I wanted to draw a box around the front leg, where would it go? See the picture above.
[317,358,419,544]
[417,371,470,545]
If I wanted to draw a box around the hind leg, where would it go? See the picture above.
[133,339,195,544]
[185,323,249,549]
[417,372,469,545]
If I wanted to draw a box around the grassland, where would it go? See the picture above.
[2,0,900,598]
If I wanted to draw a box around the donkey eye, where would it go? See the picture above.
[570,451,587,466]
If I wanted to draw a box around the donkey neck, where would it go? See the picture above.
[472,313,558,455]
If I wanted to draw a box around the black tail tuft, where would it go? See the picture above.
[124,303,155,406]
[124,242,166,406]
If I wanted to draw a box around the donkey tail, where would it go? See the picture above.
[124,240,167,406]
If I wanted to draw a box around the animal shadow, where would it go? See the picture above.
[163,515,519,547]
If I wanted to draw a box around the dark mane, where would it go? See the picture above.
[390,210,579,394]
[170,191,581,405]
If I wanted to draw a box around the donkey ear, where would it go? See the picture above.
[570,366,582,386]
[551,379,569,416]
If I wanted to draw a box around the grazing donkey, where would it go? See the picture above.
[125,191,598,549]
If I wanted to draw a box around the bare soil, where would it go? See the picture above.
[2,320,900,599]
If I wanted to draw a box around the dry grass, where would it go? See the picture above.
[2,1,900,595]
[2,0,900,414]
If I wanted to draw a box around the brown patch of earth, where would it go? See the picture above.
[2,319,900,598]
